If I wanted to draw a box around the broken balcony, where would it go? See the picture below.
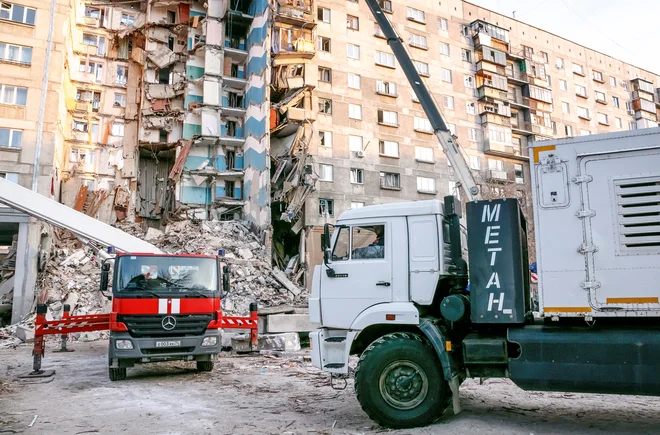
[220,120,246,146]
[275,0,316,27]
[221,92,247,117]
[272,26,315,59]
[223,62,247,90]
[224,23,250,61]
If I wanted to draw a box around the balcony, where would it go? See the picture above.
[81,16,100,27]
[633,89,655,103]
[511,119,532,134]
[476,60,505,76]
[508,93,530,108]
[472,33,509,52]
[632,78,655,94]
[486,169,509,182]
[506,67,528,84]
[275,0,315,27]
[634,110,657,122]
[478,86,508,101]
[221,93,247,117]
[526,75,550,88]
[480,112,511,127]
[483,138,528,161]
[272,27,315,59]
[633,98,656,114]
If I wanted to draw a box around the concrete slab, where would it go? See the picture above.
[15,324,35,343]
[266,314,314,334]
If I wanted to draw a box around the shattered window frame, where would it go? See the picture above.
[346,15,359,30]
[319,130,332,147]
[120,13,135,26]
[114,92,127,108]
[318,98,332,114]
[319,198,335,218]
[350,168,364,185]
[380,172,401,190]
[317,36,331,52]
[318,66,332,83]
[317,6,330,23]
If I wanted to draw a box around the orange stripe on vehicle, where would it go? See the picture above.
[533,145,556,163]
[606,297,659,304]
[544,306,592,313]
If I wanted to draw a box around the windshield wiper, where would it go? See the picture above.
[166,287,212,298]
[121,282,164,298]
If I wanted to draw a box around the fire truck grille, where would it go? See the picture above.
[118,314,214,338]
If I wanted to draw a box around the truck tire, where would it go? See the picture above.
[354,332,449,429]
[109,367,127,381]
[197,361,214,372]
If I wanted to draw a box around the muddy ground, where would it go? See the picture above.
[1,341,660,434]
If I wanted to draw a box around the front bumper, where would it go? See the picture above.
[109,330,220,365]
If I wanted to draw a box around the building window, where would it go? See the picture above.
[348,73,361,89]
[610,77,617,87]
[580,129,591,136]
[598,113,609,125]
[593,70,604,82]
[559,80,567,91]
[0,2,36,25]
[447,123,456,135]
[379,140,399,157]
[406,7,426,23]
[575,85,587,97]
[374,23,385,38]
[411,89,419,102]
[578,106,590,119]
[565,125,573,136]
[318,164,333,181]
[111,123,125,137]
[319,198,334,216]
[82,33,105,56]
[0,84,27,106]
[0,172,18,183]
[348,103,362,120]
[464,75,474,88]
[540,51,548,63]
[522,45,533,60]
[378,110,398,126]
[439,42,450,57]
[466,101,476,115]
[556,57,564,69]
[116,65,128,86]
[0,127,22,148]
[376,80,397,96]
[319,131,332,147]
[615,117,623,129]
[469,155,481,170]
[380,172,401,189]
[350,202,365,209]
[414,116,433,133]
[319,98,332,114]
[441,68,452,83]
[562,101,570,114]
[70,148,95,165]
[114,93,127,108]
[415,146,433,162]
[346,15,359,30]
[461,49,472,63]
[349,135,363,152]
[318,66,332,83]
[120,13,135,26]
[468,128,479,142]
[417,177,436,194]
[378,0,393,12]
[0,43,32,65]
[317,36,330,52]
[317,7,330,23]
[488,159,504,171]
[414,61,429,76]
[443,95,454,110]
[612,96,620,108]
[626,101,633,112]
[409,34,428,49]
[438,17,448,30]
[347,43,360,59]
[572,63,585,75]
[514,164,524,184]
[629,121,636,130]
[595,91,606,103]
[623,82,630,91]
[350,168,364,184]
[375,51,395,68]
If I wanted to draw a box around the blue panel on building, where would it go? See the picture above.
[244,117,267,138]
[247,25,267,48]
[222,96,228,107]
[188,37,193,51]
[235,154,244,169]
[184,94,203,109]
[247,54,267,76]
[238,69,245,79]
[236,127,244,138]
[257,185,268,207]
[190,10,206,17]
[242,180,251,201]
[243,147,267,172]
[182,186,211,204]
[216,155,227,170]
[246,86,265,106]
[186,65,205,80]
[234,187,242,199]
[184,155,209,170]
[183,123,202,139]
[215,185,226,198]
[248,0,269,16]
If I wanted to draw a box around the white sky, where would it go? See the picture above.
[468,0,659,75]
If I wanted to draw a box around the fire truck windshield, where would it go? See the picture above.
[115,255,218,296]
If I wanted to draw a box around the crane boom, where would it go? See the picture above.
[364,0,482,201]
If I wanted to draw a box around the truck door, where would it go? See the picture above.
[320,221,393,328]
[581,148,660,311]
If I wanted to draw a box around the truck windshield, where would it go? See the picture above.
[115,255,218,296]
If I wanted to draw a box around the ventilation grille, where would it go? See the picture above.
[616,177,660,251]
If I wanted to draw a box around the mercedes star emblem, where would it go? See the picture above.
[161,316,176,331]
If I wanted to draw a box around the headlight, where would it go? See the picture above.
[201,336,218,347]
[115,339,133,350]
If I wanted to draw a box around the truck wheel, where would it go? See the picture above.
[196,361,214,372]
[355,332,449,429]
[109,367,127,381]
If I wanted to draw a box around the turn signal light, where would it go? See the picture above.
[385,314,396,321]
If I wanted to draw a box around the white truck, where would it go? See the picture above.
[307,0,660,428]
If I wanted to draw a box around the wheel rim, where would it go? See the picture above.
[378,360,429,410]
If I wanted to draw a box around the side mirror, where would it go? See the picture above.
[223,265,230,293]
[100,261,110,291]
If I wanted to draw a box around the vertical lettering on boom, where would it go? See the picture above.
[482,203,505,311]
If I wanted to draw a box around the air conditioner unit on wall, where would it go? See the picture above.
[356,150,365,158]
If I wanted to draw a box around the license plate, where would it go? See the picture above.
[155,340,181,348]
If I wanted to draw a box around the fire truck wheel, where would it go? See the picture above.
[196,361,214,372]
[355,332,449,429]
[109,367,127,381]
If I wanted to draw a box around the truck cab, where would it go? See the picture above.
[103,252,230,380]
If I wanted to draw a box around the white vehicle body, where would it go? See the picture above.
[531,128,660,318]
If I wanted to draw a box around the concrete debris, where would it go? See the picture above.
[231,332,301,353]
[144,227,164,241]
[15,325,34,343]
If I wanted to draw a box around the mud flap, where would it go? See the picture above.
[418,318,462,414]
